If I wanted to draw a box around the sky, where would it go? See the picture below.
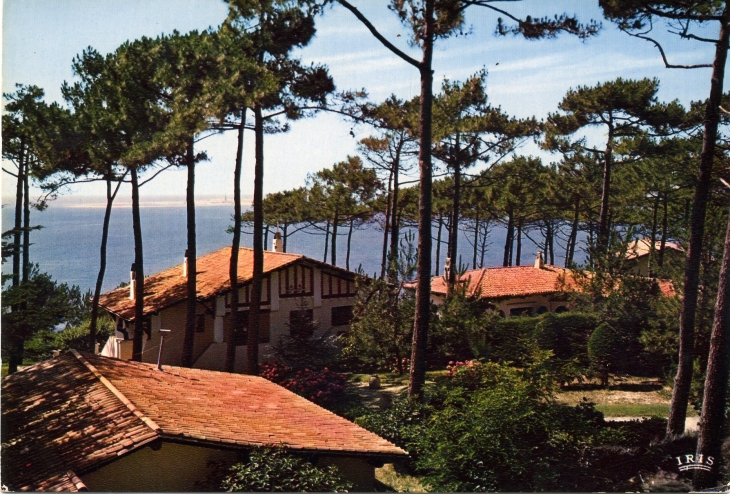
[1,0,724,206]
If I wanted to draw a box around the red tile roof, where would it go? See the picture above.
[426,265,576,299]
[99,247,356,320]
[1,353,158,492]
[2,351,405,491]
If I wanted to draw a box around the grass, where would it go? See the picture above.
[348,370,448,386]
[594,403,697,418]
[376,464,428,492]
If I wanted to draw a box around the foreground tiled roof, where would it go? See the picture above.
[2,351,405,491]
[99,246,355,320]
[1,352,159,492]
[626,238,683,260]
[427,264,576,298]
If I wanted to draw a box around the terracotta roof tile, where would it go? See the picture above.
[83,353,404,457]
[426,264,576,298]
[1,354,157,492]
[3,351,405,491]
[99,247,308,320]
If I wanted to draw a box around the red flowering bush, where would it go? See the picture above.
[260,361,347,409]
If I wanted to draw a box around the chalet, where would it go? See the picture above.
[1,351,406,492]
[417,252,675,317]
[624,238,684,276]
[98,242,360,373]
[416,253,577,317]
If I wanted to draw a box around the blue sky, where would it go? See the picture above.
[2,1,722,204]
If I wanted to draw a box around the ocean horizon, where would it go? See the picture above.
[1,201,579,294]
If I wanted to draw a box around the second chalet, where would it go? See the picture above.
[98,240,360,373]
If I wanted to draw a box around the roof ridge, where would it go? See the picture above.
[70,350,161,434]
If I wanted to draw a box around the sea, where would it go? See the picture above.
[1,200,582,293]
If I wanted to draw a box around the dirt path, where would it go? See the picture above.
[606,415,700,431]
[350,380,407,409]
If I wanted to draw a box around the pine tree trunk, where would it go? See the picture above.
[323,221,330,262]
[659,191,668,267]
[131,167,145,362]
[566,197,580,268]
[649,193,660,276]
[435,216,443,276]
[473,212,479,271]
[409,0,434,401]
[346,219,354,270]
[182,138,197,368]
[22,171,30,282]
[331,212,338,266]
[515,217,523,266]
[503,210,513,267]
[89,172,124,351]
[598,123,614,256]
[226,108,246,373]
[282,223,288,253]
[668,6,729,437]
[448,151,461,285]
[247,104,265,376]
[381,171,393,279]
[389,149,402,282]
[12,138,25,288]
[693,203,730,490]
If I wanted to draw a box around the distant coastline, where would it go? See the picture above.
[1,194,252,209]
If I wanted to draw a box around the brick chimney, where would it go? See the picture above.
[272,231,283,253]
[183,249,189,277]
[129,263,136,300]
[534,252,544,269]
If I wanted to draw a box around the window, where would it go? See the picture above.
[331,306,353,326]
[554,305,569,314]
[536,306,549,315]
[223,311,271,345]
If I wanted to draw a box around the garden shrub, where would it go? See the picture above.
[483,316,538,366]
[354,398,425,454]
[588,322,624,387]
[534,312,598,384]
[221,446,351,492]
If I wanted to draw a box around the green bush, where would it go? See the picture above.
[221,446,352,492]
[483,316,539,366]
[588,322,623,387]
[534,312,598,384]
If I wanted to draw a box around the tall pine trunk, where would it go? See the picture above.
[89,172,124,351]
[693,202,730,490]
[503,210,514,267]
[515,218,523,266]
[435,216,443,276]
[323,221,330,262]
[388,149,401,282]
[346,219,354,270]
[226,108,246,373]
[381,171,393,278]
[447,151,461,285]
[659,191,669,267]
[409,0,434,401]
[566,197,580,268]
[649,193,660,276]
[12,138,25,289]
[597,122,614,256]
[131,167,145,362]
[22,172,30,282]
[668,7,729,436]
[182,138,197,368]
[472,212,479,271]
[247,104,265,376]
[331,212,339,266]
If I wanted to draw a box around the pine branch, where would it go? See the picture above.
[623,30,713,68]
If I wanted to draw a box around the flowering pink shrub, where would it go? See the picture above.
[260,361,347,409]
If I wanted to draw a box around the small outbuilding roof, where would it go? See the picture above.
[99,246,358,320]
[625,238,684,260]
[2,351,406,492]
